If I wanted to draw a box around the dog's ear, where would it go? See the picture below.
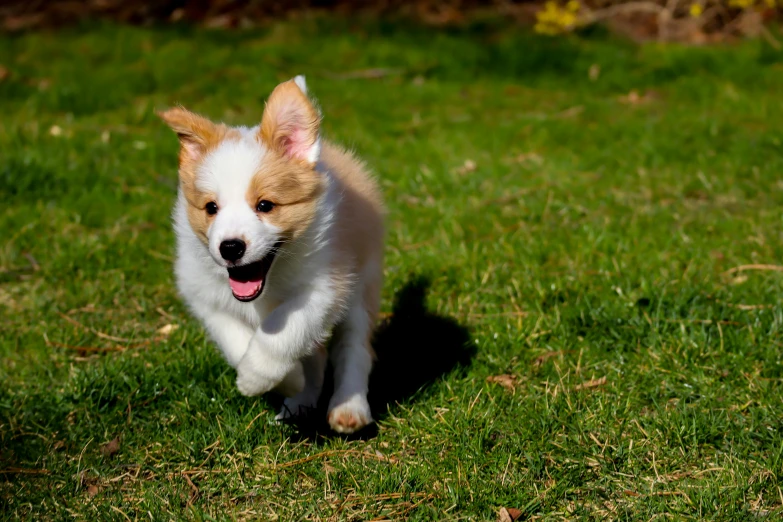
[157,107,223,168]
[259,75,321,166]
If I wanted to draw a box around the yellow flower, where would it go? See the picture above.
[689,3,703,16]
[728,0,755,8]
[534,1,580,34]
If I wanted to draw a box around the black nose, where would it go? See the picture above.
[219,239,246,262]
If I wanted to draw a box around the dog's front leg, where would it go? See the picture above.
[235,289,330,398]
[236,328,306,398]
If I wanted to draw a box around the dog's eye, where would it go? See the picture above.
[256,200,275,213]
[205,202,218,215]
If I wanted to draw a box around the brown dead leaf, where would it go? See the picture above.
[574,376,607,391]
[723,264,783,275]
[618,89,659,105]
[328,68,404,80]
[533,351,561,368]
[512,152,544,165]
[156,323,179,336]
[619,90,641,104]
[3,14,44,32]
[557,105,584,118]
[0,66,9,82]
[87,484,100,497]
[498,507,523,522]
[182,473,200,506]
[455,159,477,175]
[204,14,235,29]
[729,275,748,286]
[169,8,186,21]
[588,63,600,81]
[100,437,120,457]
[486,374,518,392]
[737,9,764,38]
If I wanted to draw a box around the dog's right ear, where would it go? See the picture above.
[157,107,222,168]
[258,76,321,167]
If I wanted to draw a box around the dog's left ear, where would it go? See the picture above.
[259,75,321,166]
[157,107,223,171]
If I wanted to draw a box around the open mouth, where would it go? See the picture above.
[226,243,281,302]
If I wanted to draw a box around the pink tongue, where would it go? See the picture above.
[229,277,262,298]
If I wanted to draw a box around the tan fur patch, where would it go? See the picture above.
[158,107,241,243]
[183,192,216,244]
[245,151,325,241]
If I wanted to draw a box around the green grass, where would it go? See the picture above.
[2,16,783,520]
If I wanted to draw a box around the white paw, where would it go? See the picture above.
[327,394,373,434]
[235,350,304,398]
[235,368,277,397]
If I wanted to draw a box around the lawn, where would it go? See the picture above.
[2,16,783,520]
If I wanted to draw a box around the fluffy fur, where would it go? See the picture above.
[159,76,384,433]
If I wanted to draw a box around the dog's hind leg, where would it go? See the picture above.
[276,342,326,421]
[327,267,381,434]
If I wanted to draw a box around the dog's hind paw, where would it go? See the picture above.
[327,394,373,434]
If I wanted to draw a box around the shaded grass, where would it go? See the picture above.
[1,17,783,520]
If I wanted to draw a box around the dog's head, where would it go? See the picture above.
[159,76,325,302]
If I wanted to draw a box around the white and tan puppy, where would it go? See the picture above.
[159,76,384,433]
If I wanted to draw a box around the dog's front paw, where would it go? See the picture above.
[235,366,277,397]
[235,351,303,398]
[328,394,373,434]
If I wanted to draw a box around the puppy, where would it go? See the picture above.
[159,76,384,433]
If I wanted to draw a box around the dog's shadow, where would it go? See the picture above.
[283,276,473,441]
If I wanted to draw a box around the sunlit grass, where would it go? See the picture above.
[1,18,783,520]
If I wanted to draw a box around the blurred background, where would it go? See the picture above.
[2,0,781,42]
